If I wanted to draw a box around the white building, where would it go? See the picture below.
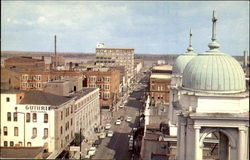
[73,88,100,143]
[176,11,249,160]
[169,29,196,136]
[1,90,75,158]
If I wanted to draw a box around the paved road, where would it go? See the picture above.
[92,74,148,160]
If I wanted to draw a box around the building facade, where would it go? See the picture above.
[149,65,172,105]
[95,43,134,86]
[0,90,75,158]
[82,68,120,109]
[4,56,45,70]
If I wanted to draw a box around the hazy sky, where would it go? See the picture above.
[1,1,249,55]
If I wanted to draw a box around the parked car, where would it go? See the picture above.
[115,119,122,125]
[107,131,114,137]
[105,123,112,129]
[119,105,124,109]
[99,132,106,139]
[132,127,137,132]
[92,139,101,147]
[85,147,96,158]
[119,116,124,121]
[126,117,132,122]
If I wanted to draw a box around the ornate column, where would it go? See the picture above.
[194,126,201,160]
[238,127,247,160]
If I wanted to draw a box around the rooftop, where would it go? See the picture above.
[152,65,172,71]
[150,73,171,79]
[71,88,98,100]
[20,90,73,106]
[0,147,44,159]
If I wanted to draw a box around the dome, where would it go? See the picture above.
[172,52,196,75]
[182,50,246,93]
[182,11,246,93]
[172,29,197,75]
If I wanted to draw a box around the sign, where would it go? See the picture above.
[25,105,51,111]
[70,146,80,152]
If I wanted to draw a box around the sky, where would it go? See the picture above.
[1,1,249,55]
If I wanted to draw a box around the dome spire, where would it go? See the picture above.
[187,28,194,52]
[208,10,220,50]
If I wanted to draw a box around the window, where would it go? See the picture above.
[104,84,110,90]
[27,142,31,147]
[90,76,96,82]
[44,128,48,139]
[26,113,30,122]
[71,118,73,126]
[32,113,37,122]
[104,76,110,82]
[71,105,73,114]
[6,97,10,102]
[32,128,37,138]
[60,126,63,135]
[10,141,14,147]
[14,127,18,136]
[4,141,8,147]
[7,112,11,121]
[14,112,17,121]
[19,141,23,146]
[61,111,63,120]
[3,127,7,136]
[44,114,48,123]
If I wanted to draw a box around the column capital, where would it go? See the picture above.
[238,126,247,132]
[194,125,201,130]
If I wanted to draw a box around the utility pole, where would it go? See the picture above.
[79,128,82,160]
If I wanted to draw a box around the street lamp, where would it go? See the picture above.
[15,107,25,147]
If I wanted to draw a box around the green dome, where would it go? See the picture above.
[182,49,246,93]
[172,52,196,75]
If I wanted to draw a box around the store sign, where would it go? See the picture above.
[25,105,51,111]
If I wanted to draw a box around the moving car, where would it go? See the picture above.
[119,116,124,121]
[105,123,112,129]
[115,119,121,125]
[126,117,132,122]
[107,131,114,137]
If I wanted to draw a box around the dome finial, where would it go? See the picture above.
[208,10,220,50]
[187,28,194,52]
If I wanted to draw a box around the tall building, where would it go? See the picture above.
[176,11,249,160]
[95,43,134,87]
[149,65,172,105]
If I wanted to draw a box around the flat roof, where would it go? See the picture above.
[96,47,134,50]
[0,147,44,158]
[153,65,172,71]
[150,74,171,79]
[71,88,98,100]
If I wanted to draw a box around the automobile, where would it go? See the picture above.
[132,127,137,132]
[119,116,124,121]
[119,105,124,109]
[128,143,133,151]
[126,117,132,122]
[88,147,96,156]
[107,130,114,137]
[115,119,121,125]
[99,132,106,139]
[105,123,112,129]
[92,139,101,147]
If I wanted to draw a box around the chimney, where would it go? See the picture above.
[54,35,57,57]
[54,35,57,69]
[42,56,44,61]
[243,50,248,67]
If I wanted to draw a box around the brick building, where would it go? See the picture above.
[82,68,120,109]
[4,56,45,70]
[149,65,172,105]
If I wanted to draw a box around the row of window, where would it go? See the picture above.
[21,82,42,88]
[96,49,133,53]
[89,84,110,90]
[3,126,48,139]
[3,141,32,147]
[60,106,73,120]
[21,74,41,81]
[100,92,110,99]
[7,112,48,123]
[60,118,73,135]
[89,76,110,82]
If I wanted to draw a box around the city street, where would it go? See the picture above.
[91,72,149,160]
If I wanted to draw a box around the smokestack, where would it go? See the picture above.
[42,56,44,61]
[243,50,248,67]
[54,35,57,57]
